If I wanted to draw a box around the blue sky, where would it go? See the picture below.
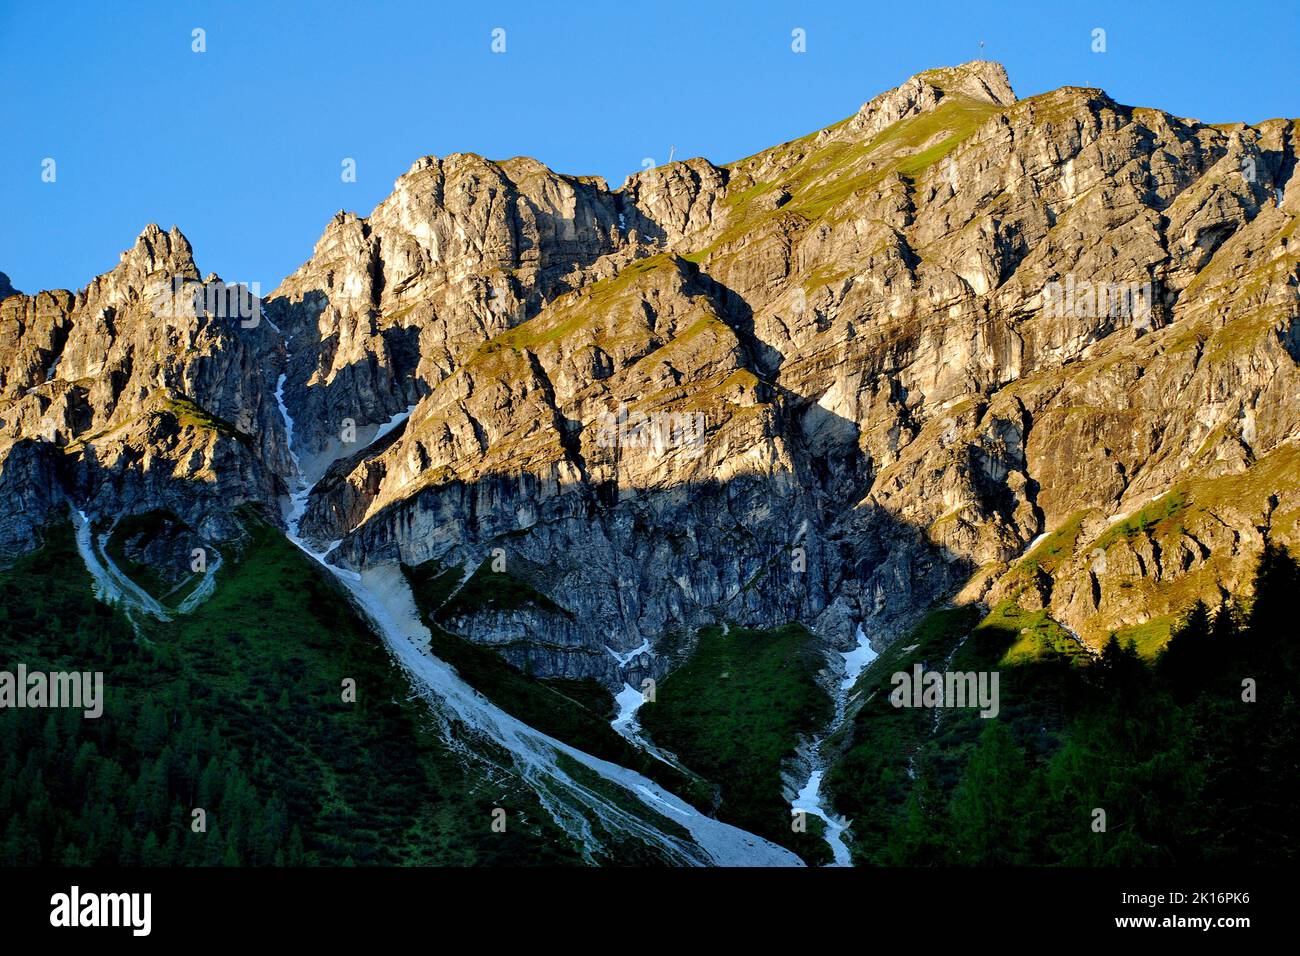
[2,0,1297,294]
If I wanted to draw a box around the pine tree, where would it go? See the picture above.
[1211,600,1241,644]
[948,721,1035,865]
[887,757,950,865]
[1159,599,1211,699]
[141,832,165,866]
[1248,542,1296,640]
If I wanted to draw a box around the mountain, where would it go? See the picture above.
[270,59,1296,673]
[2,60,1297,866]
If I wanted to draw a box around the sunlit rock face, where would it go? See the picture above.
[3,61,1297,684]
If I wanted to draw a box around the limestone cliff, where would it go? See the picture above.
[3,60,1297,686]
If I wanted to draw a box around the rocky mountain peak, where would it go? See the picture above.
[847,59,1015,139]
[914,60,1016,105]
[78,223,200,312]
[0,271,17,301]
[123,223,195,272]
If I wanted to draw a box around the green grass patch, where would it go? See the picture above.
[436,560,571,621]
[1017,511,1088,578]
[825,606,985,864]
[1112,615,1176,659]
[695,95,1002,260]
[162,395,252,446]
[636,622,833,861]
[1091,491,1189,554]
[972,599,1091,667]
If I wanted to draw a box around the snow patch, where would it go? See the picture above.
[841,623,879,690]
[606,638,650,667]
[1021,531,1051,556]
[612,683,646,737]
[72,508,221,620]
[790,770,852,867]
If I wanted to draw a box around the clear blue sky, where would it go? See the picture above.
[2,0,1297,294]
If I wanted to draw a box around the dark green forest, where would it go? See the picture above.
[828,543,1300,866]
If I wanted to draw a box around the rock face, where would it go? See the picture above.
[0,224,292,556]
[265,155,637,479]
[3,60,1297,685]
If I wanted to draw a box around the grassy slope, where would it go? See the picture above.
[636,622,834,864]
[436,559,571,621]
[825,607,981,863]
[0,517,582,866]
[686,95,1004,263]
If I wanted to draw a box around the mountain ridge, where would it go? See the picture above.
[3,57,1299,868]
[2,57,1297,679]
